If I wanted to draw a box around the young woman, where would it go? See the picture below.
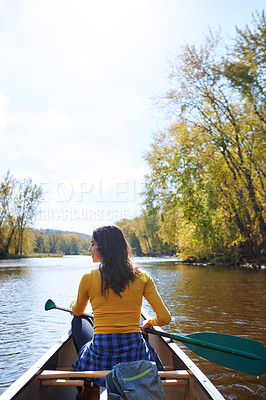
[71,225,171,400]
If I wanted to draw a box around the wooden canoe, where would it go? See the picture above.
[0,309,225,400]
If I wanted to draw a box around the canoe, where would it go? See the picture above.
[0,308,225,400]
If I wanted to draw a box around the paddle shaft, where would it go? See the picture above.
[45,299,93,318]
[146,328,262,361]
[45,300,265,375]
[47,301,261,361]
[54,305,93,318]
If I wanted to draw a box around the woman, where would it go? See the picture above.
[71,225,171,400]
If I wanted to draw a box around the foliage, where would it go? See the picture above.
[0,171,43,256]
[143,11,266,263]
[116,213,175,256]
[32,229,91,255]
[0,171,91,257]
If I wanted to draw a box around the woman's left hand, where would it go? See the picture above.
[69,301,74,316]
[141,320,152,334]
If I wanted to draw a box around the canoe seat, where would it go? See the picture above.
[39,369,191,387]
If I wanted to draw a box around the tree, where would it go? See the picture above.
[0,171,14,227]
[0,171,14,254]
[224,11,266,124]
[117,214,174,256]
[14,179,43,255]
[129,232,143,256]
[144,12,266,263]
[0,172,43,256]
[59,233,81,255]
[34,231,47,253]
[48,234,60,254]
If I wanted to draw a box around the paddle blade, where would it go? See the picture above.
[45,299,56,311]
[182,332,266,376]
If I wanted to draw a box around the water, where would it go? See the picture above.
[0,256,265,399]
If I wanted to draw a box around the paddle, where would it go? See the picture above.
[44,299,266,376]
[146,327,266,376]
[44,299,93,318]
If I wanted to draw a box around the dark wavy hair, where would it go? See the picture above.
[93,225,138,297]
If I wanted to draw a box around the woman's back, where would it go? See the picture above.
[71,225,171,398]
[72,268,171,334]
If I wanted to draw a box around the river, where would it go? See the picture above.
[0,256,265,399]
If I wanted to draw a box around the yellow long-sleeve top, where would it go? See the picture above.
[71,268,171,334]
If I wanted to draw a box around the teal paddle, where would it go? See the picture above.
[44,299,93,318]
[45,299,266,376]
[146,328,266,376]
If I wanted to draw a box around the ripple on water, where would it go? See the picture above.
[1,257,266,399]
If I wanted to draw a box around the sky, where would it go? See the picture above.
[0,0,265,235]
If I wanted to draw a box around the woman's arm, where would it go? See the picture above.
[71,274,90,316]
[143,272,171,329]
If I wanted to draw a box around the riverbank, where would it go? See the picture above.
[1,252,265,269]
[0,253,63,259]
[141,251,266,269]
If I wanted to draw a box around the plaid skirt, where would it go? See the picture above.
[73,332,163,387]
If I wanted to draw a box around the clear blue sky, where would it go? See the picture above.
[0,0,264,234]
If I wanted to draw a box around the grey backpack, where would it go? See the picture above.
[106,360,165,399]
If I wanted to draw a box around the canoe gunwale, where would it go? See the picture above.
[0,330,72,400]
[142,308,225,400]
[1,310,225,400]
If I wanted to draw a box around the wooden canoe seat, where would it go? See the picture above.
[39,369,191,387]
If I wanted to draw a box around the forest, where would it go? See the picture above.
[0,171,42,257]
[0,12,265,265]
[119,11,266,266]
[32,229,91,256]
[0,171,90,257]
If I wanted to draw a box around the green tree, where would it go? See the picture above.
[0,171,14,254]
[0,172,43,256]
[0,171,14,227]
[117,214,174,256]
[14,179,43,255]
[144,12,266,263]
[129,232,143,256]
[79,236,91,254]
[224,11,266,124]
[69,234,80,255]
[34,231,47,253]
[48,233,60,254]
[59,233,81,255]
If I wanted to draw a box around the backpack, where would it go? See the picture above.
[106,360,165,400]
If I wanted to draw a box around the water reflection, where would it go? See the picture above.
[138,261,266,399]
[0,257,265,399]
[0,266,30,281]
